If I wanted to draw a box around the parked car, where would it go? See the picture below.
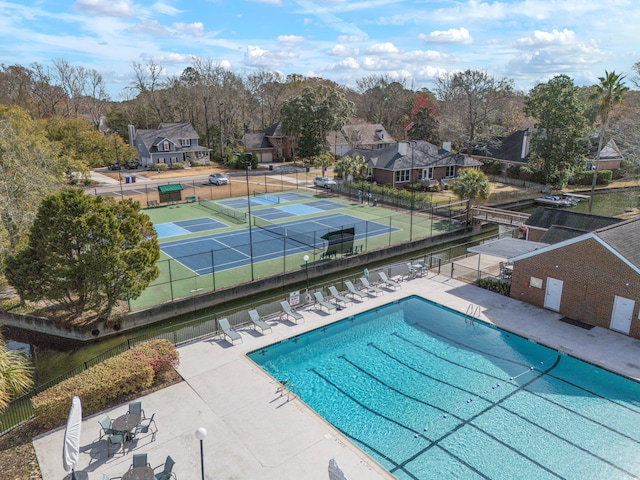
[313,176,336,189]
[209,173,229,185]
[108,163,121,170]
[124,160,141,169]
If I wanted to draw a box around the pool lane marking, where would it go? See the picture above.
[389,354,564,477]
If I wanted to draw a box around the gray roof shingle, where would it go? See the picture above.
[595,217,640,269]
[525,207,623,231]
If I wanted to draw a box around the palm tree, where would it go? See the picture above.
[0,333,33,410]
[588,71,629,212]
[451,168,490,205]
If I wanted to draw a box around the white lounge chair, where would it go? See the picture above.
[314,292,337,313]
[248,309,272,334]
[280,301,304,323]
[344,280,367,300]
[359,277,383,295]
[328,285,351,306]
[378,272,401,290]
[218,318,242,344]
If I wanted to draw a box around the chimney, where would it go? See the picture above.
[128,125,136,145]
[398,142,408,156]
[442,141,452,152]
[521,129,530,160]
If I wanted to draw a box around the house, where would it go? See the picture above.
[522,207,623,242]
[509,217,640,338]
[471,128,532,168]
[131,123,211,168]
[339,123,395,151]
[241,122,296,163]
[585,135,624,171]
[345,140,482,188]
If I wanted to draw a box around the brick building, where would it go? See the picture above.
[523,207,622,243]
[509,218,640,338]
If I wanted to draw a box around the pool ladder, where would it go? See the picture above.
[275,379,300,401]
[464,303,481,325]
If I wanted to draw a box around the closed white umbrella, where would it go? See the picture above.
[62,396,82,480]
[328,458,349,480]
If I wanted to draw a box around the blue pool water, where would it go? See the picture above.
[248,296,640,480]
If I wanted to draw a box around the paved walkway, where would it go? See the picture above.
[33,273,640,479]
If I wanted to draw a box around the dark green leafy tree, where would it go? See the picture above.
[4,189,159,319]
[408,107,441,145]
[523,75,590,188]
[281,85,354,158]
[588,71,629,211]
[451,169,490,205]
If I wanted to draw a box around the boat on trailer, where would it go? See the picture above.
[534,194,579,207]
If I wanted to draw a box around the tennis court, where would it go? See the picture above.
[160,213,397,275]
[154,217,228,239]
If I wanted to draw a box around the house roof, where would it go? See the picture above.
[595,217,640,269]
[341,123,395,146]
[479,129,531,164]
[511,216,640,273]
[345,140,482,171]
[588,136,623,160]
[242,132,272,150]
[467,238,549,260]
[539,225,590,244]
[135,122,208,154]
[524,207,623,231]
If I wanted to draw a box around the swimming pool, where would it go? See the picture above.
[248,296,640,480]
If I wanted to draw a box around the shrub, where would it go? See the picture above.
[154,163,169,171]
[569,170,612,186]
[518,166,533,181]
[171,162,185,170]
[506,164,521,179]
[475,278,511,296]
[30,340,178,429]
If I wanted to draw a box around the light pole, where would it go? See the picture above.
[408,141,417,241]
[114,133,124,198]
[243,154,255,281]
[195,427,207,480]
[303,254,310,293]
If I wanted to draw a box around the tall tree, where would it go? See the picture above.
[281,85,354,158]
[4,189,159,319]
[0,333,33,410]
[588,71,629,212]
[436,69,513,152]
[523,75,590,188]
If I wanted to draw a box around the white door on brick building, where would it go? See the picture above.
[544,277,563,312]
[610,295,634,335]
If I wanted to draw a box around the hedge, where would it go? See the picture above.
[31,339,177,429]
[569,170,612,186]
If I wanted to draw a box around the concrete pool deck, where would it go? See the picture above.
[33,272,640,479]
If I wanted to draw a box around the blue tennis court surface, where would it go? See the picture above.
[155,217,227,239]
[160,213,399,275]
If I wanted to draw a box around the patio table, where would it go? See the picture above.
[122,466,154,480]
[112,413,141,441]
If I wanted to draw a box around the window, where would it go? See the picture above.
[180,138,190,146]
[419,167,433,180]
[395,170,410,182]
[367,167,372,178]
[161,140,170,151]
[445,165,455,177]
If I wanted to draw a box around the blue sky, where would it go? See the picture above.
[2,0,638,98]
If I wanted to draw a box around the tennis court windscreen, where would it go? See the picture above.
[253,216,320,251]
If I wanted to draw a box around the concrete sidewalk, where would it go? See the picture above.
[33,273,640,479]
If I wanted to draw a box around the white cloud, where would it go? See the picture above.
[127,20,170,35]
[337,35,364,43]
[243,45,299,68]
[248,0,281,4]
[403,50,451,62]
[72,0,135,18]
[330,57,360,70]
[419,27,472,44]
[172,22,205,37]
[327,44,359,57]
[220,60,232,70]
[154,52,193,64]
[365,42,399,54]
[277,35,305,46]
[517,29,576,47]
[151,2,182,16]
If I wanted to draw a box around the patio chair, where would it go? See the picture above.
[344,280,367,301]
[359,277,383,296]
[133,413,157,441]
[131,453,150,469]
[107,432,125,457]
[314,291,337,314]
[248,309,272,334]
[218,317,242,345]
[154,455,176,480]
[405,262,417,280]
[328,285,351,306]
[378,272,401,290]
[98,414,114,440]
[128,401,146,419]
[102,475,112,480]
[280,300,304,323]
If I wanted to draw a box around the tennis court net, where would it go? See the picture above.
[253,192,281,204]
[199,200,247,224]
[253,216,320,251]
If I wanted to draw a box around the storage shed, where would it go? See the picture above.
[158,184,183,203]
